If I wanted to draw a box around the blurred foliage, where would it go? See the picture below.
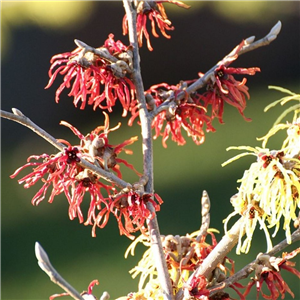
[2,1,299,59]
[1,1,95,58]
[209,1,299,23]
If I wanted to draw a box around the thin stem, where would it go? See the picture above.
[208,227,300,297]
[122,1,173,299]
[1,109,131,189]
[35,242,84,300]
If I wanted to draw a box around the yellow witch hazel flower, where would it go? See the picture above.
[222,86,300,254]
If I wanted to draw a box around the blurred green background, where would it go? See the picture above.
[1,1,300,299]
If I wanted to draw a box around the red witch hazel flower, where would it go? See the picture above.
[122,0,190,51]
[62,112,141,178]
[10,146,81,206]
[129,82,215,148]
[10,113,142,238]
[45,34,135,117]
[243,249,300,300]
[183,275,209,300]
[199,40,260,123]
[110,179,163,239]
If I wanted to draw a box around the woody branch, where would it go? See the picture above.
[150,20,282,118]
[123,0,173,299]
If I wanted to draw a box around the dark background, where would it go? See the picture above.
[1,1,300,299]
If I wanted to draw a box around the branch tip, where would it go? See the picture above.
[245,36,255,45]
[74,39,88,49]
[35,241,51,265]
[100,291,110,300]
[34,243,85,300]
[268,20,282,37]
[196,190,211,241]
[201,190,211,214]
[12,108,24,116]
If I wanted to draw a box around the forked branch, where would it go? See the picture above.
[0,109,131,189]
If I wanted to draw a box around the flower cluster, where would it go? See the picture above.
[10,113,163,238]
[198,40,260,124]
[46,23,260,149]
[122,0,190,51]
[122,229,234,299]
[132,82,215,147]
[199,64,260,124]
[222,88,300,254]
[243,249,300,300]
[223,145,300,254]
[110,188,163,240]
[130,45,260,148]
[45,34,135,116]
[10,147,81,206]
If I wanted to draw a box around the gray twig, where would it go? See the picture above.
[35,242,85,300]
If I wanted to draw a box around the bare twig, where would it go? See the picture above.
[122,1,173,299]
[150,21,282,119]
[238,21,282,55]
[182,20,281,97]
[174,190,211,293]
[35,242,85,300]
[208,227,300,297]
[0,109,131,189]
